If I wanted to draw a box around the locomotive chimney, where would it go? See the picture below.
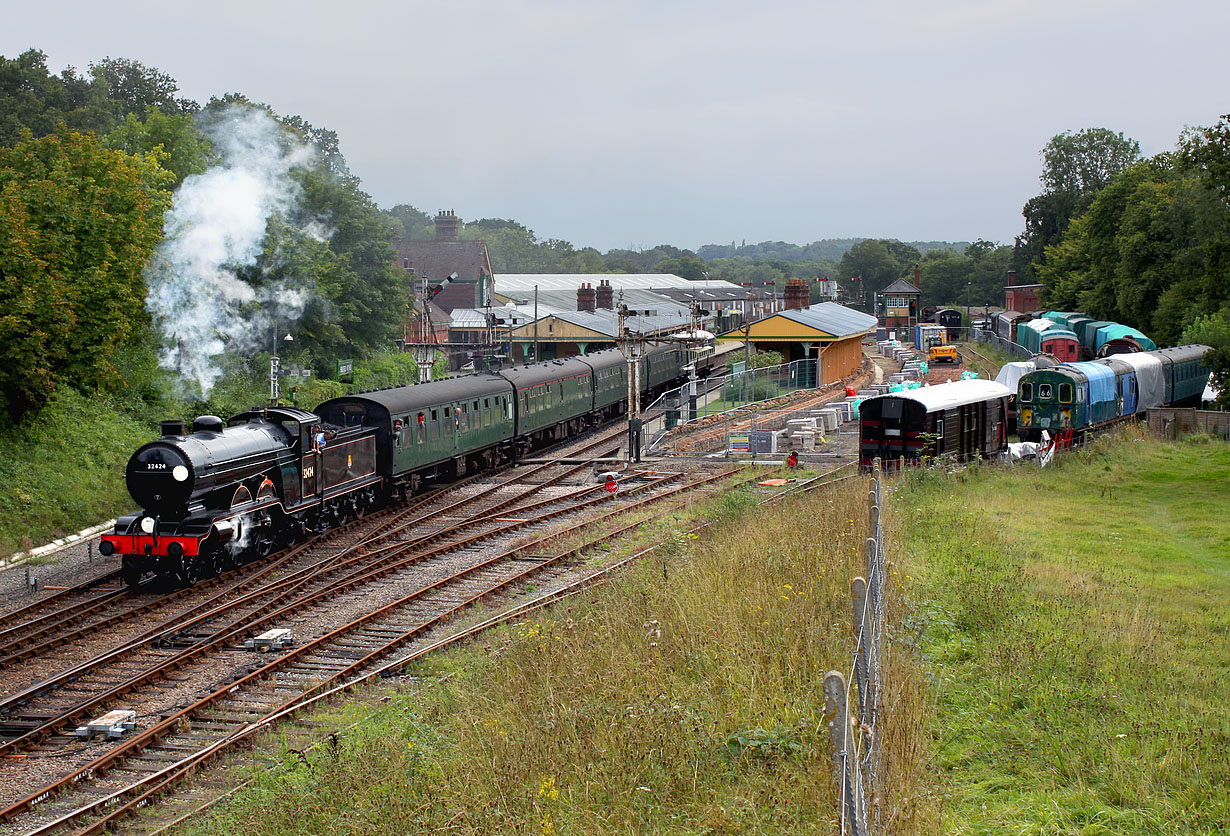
[160,419,186,437]
[577,282,597,312]
[595,279,614,309]
[434,209,460,242]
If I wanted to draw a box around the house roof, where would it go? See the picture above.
[450,306,533,329]
[495,273,744,293]
[881,278,921,294]
[393,239,492,282]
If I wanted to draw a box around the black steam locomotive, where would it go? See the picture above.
[100,346,702,587]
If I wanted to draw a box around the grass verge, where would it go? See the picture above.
[892,429,1229,834]
[0,389,155,555]
[179,473,928,836]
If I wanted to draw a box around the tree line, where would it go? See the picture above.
[1020,125,1230,405]
[4,45,1225,425]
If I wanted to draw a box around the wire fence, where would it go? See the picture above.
[642,359,821,428]
[824,457,888,835]
[972,328,1032,359]
[640,359,843,456]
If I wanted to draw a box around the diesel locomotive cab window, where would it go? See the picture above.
[1059,383,1073,403]
[1039,383,1053,400]
[1021,383,1033,402]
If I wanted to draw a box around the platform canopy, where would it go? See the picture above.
[716,303,877,341]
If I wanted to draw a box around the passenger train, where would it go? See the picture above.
[101,345,703,587]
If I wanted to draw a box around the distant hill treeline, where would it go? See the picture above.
[697,239,967,262]
[3,44,1227,424]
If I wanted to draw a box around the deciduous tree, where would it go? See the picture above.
[0,129,172,418]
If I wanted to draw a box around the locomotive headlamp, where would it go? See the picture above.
[140,517,156,534]
[172,465,189,482]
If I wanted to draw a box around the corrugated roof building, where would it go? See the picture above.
[717,303,876,385]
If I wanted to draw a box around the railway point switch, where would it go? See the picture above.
[244,628,294,651]
[75,709,137,739]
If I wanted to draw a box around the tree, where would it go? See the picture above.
[836,239,920,302]
[104,108,213,186]
[0,49,110,145]
[1037,147,1230,347]
[0,129,172,418]
[1182,311,1230,409]
[653,254,706,280]
[1040,128,1142,196]
[88,57,196,118]
[0,50,198,147]
[386,204,434,240]
[1016,128,1142,283]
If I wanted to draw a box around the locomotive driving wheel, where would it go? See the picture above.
[121,556,145,588]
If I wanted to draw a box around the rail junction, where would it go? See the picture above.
[0,415,863,836]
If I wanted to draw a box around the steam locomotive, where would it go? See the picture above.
[100,346,702,587]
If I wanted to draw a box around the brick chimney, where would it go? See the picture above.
[595,279,614,310]
[434,210,459,242]
[577,282,596,312]
[914,264,921,289]
[784,278,808,310]
[1007,269,1018,286]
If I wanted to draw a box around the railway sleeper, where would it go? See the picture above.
[186,720,237,733]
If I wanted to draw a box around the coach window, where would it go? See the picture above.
[1059,383,1073,403]
[416,413,425,444]
[1020,382,1033,402]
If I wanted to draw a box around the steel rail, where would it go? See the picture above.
[0,465,675,760]
[126,463,863,834]
[4,468,738,830]
[0,571,125,634]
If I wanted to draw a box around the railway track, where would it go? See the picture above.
[0,423,627,686]
[104,460,864,836]
[0,426,738,832]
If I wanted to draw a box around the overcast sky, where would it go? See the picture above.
[7,1,1229,253]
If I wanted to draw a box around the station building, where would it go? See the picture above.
[716,300,877,386]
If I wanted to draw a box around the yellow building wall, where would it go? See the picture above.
[735,315,836,340]
[818,336,864,384]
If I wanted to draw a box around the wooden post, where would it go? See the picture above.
[823,670,864,836]
[851,577,871,721]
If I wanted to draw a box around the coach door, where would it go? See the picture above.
[300,422,320,499]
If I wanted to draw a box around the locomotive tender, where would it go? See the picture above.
[101,346,696,587]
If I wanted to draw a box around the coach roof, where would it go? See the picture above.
[865,379,1012,413]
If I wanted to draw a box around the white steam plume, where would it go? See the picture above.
[145,105,319,395]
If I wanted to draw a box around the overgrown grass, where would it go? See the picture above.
[892,429,1230,834]
[0,389,155,554]
[180,478,928,836]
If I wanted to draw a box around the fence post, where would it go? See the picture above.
[823,670,865,836]
[851,577,872,722]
